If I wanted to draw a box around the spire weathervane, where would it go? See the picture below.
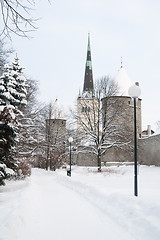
[121,56,123,68]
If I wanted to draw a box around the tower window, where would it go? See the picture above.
[82,106,91,113]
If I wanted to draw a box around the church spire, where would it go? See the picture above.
[83,33,94,94]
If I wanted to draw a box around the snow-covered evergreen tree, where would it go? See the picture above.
[0,64,18,183]
[11,56,27,108]
[0,57,28,185]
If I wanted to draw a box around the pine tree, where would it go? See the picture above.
[11,57,27,108]
[0,64,18,181]
[0,58,28,184]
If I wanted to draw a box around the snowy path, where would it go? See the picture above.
[1,166,160,240]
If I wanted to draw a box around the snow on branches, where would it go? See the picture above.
[0,56,27,184]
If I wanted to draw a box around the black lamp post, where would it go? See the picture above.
[67,137,73,177]
[128,83,141,197]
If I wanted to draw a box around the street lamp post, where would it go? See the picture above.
[67,137,73,177]
[128,83,141,197]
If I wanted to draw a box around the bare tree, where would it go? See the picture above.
[0,39,14,75]
[73,76,132,171]
[0,0,51,38]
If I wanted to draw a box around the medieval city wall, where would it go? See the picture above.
[138,134,160,166]
[76,147,134,167]
[76,146,97,166]
[76,134,160,167]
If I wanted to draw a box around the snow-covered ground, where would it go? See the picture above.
[0,165,160,240]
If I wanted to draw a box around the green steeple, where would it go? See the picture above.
[83,33,94,93]
[87,33,91,51]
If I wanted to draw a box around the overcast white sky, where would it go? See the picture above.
[9,0,160,131]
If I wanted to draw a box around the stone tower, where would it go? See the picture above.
[77,33,98,133]
[114,65,142,138]
[102,65,142,162]
[46,99,66,169]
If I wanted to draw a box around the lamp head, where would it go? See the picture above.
[128,84,141,98]
[68,137,73,143]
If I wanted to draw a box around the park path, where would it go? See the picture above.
[0,169,136,240]
[1,167,160,240]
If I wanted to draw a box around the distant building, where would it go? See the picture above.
[46,99,66,169]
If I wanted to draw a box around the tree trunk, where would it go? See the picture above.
[97,150,101,172]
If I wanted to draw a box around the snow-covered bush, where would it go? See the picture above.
[0,162,6,185]
[0,162,16,185]
[17,160,31,178]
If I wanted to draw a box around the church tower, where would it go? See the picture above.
[77,34,98,133]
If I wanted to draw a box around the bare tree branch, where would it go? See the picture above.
[0,0,51,38]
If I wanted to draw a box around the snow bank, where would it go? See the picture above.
[0,166,160,240]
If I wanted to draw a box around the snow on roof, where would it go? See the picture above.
[114,67,133,97]
[52,99,65,119]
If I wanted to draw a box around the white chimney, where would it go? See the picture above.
[147,125,151,137]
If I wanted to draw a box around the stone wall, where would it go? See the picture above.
[76,147,133,167]
[76,135,160,167]
[76,146,97,166]
[138,134,160,166]
[102,147,134,163]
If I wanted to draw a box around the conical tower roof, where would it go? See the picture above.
[51,99,65,119]
[83,33,94,93]
[115,66,133,97]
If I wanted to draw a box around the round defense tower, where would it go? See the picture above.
[101,67,142,162]
[46,99,66,145]
[45,99,66,169]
